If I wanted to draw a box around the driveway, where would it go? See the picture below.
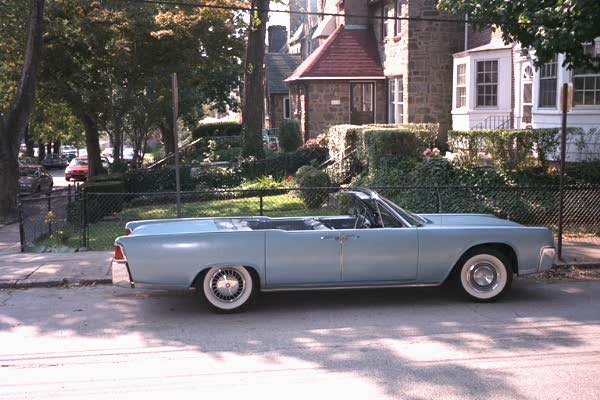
[0,279,599,399]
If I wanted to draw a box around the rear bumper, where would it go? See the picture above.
[111,260,134,288]
[538,247,556,273]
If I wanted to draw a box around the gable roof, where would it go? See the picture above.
[265,53,302,94]
[286,24,384,81]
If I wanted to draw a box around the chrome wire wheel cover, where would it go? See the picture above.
[210,268,245,302]
[460,254,508,300]
[202,266,253,311]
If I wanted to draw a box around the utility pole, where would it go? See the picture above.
[557,82,569,259]
[172,73,181,218]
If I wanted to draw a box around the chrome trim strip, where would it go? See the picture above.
[111,260,134,289]
[538,246,556,272]
[134,283,193,291]
[260,282,440,292]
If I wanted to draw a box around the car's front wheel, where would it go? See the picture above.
[457,248,513,302]
[200,266,256,313]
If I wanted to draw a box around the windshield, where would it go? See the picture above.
[70,159,88,166]
[20,168,38,177]
[378,194,428,226]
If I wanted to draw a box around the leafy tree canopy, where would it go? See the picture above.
[438,0,600,69]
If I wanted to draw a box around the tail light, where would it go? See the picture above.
[114,244,127,262]
[124,227,132,236]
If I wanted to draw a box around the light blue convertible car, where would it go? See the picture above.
[112,188,556,313]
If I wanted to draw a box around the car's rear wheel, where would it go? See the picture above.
[457,248,513,302]
[200,266,256,313]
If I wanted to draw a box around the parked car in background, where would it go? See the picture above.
[112,188,556,313]
[122,147,135,162]
[61,145,78,160]
[19,156,38,166]
[41,154,68,169]
[65,157,88,181]
[19,165,53,194]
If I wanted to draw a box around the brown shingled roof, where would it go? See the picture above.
[286,24,384,81]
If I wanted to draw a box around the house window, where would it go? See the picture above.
[455,64,467,108]
[538,56,558,108]
[394,0,404,36]
[476,60,498,107]
[283,97,291,119]
[573,68,600,106]
[382,5,392,39]
[388,77,403,124]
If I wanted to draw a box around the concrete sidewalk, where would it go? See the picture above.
[0,251,112,289]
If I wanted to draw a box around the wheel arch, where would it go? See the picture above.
[190,264,261,289]
[447,242,519,281]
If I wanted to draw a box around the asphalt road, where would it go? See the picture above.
[1,279,599,400]
[49,168,70,188]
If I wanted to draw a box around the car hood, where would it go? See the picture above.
[19,177,36,185]
[419,214,521,227]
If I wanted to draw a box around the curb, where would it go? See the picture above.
[0,278,112,289]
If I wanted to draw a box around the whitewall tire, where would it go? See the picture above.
[458,249,513,302]
[201,266,255,313]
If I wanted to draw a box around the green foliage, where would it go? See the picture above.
[448,129,560,170]
[326,123,439,182]
[295,166,331,208]
[109,160,129,174]
[437,0,600,70]
[191,122,243,139]
[215,146,242,161]
[237,147,328,179]
[240,175,295,190]
[194,167,243,189]
[125,167,194,193]
[279,120,302,152]
[566,161,600,184]
[83,181,127,223]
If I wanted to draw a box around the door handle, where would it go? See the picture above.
[320,236,338,240]
[339,235,359,241]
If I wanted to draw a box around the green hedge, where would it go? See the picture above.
[125,167,194,193]
[83,180,127,223]
[448,129,560,170]
[237,147,328,179]
[279,120,302,152]
[191,122,243,139]
[325,123,439,182]
[295,166,331,208]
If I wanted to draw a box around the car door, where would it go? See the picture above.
[339,227,419,282]
[265,230,341,286]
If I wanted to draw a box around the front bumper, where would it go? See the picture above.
[111,260,134,288]
[538,247,556,273]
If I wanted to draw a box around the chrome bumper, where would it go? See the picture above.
[538,247,556,273]
[111,260,134,288]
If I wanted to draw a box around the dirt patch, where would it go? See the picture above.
[533,265,600,282]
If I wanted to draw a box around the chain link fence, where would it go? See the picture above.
[18,185,600,261]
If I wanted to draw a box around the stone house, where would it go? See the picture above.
[451,26,600,160]
[264,26,302,131]
[286,0,464,139]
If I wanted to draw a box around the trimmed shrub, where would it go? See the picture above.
[191,122,242,139]
[295,166,331,208]
[566,161,600,184]
[125,167,194,193]
[325,123,439,182]
[83,180,127,223]
[194,166,243,189]
[448,129,560,170]
[279,120,302,152]
[237,147,328,179]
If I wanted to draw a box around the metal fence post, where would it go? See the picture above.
[67,184,72,205]
[557,82,569,260]
[17,198,26,252]
[82,190,87,249]
[435,186,442,213]
[259,192,264,216]
[47,191,52,236]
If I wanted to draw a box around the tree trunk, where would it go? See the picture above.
[53,138,61,154]
[24,125,35,157]
[46,142,51,155]
[82,114,105,178]
[241,0,268,158]
[38,141,45,162]
[160,122,175,164]
[0,0,45,220]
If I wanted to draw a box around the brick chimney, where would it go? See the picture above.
[343,0,368,26]
[268,25,288,53]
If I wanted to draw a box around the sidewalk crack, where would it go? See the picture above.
[0,290,13,307]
